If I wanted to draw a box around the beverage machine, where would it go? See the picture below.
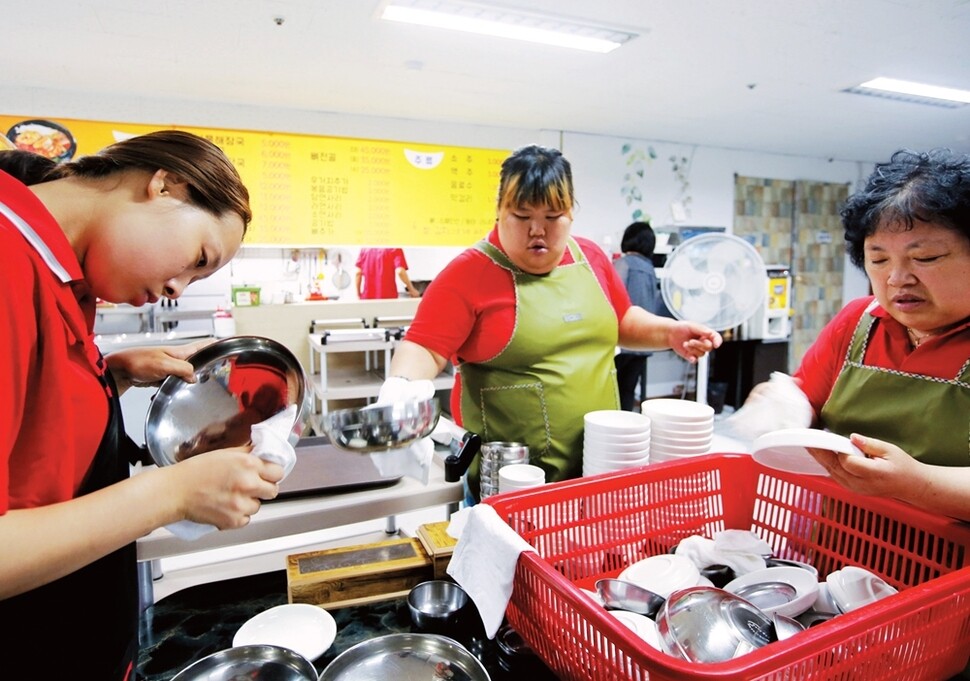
[739,265,792,341]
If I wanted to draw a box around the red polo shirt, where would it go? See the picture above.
[795,295,970,416]
[356,248,408,299]
[405,229,630,422]
[0,170,109,513]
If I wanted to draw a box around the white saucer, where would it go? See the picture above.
[618,554,700,598]
[825,566,898,613]
[724,565,819,618]
[609,610,662,649]
[233,603,337,661]
[752,428,863,476]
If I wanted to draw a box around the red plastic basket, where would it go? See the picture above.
[486,453,970,681]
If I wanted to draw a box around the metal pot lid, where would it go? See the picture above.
[319,633,490,681]
[145,336,311,466]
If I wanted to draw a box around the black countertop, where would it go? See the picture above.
[136,569,559,680]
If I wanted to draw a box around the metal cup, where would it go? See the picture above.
[479,442,529,499]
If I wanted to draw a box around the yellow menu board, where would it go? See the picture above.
[1,114,509,247]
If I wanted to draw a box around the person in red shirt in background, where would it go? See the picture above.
[355,247,421,299]
[0,133,282,679]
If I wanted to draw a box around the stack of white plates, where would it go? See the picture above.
[582,410,651,476]
[640,399,714,463]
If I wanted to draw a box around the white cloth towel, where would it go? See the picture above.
[166,405,298,541]
[722,372,813,450]
[367,376,436,485]
[446,505,537,639]
[674,530,772,576]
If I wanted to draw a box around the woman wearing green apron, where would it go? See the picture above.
[792,149,970,520]
[387,145,722,502]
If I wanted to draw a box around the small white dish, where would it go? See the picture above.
[619,554,700,598]
[609,610,662,650]
[825,566,898,613]
[724,566,819,618]
[233,603,337,661]
[585,410,652,434]
[752,428,864,476]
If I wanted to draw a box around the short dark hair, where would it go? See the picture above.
[497,145,574,213]
[841,148,970,268]
[620,221,656,258]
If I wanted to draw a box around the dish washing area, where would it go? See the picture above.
[129,338,970,680]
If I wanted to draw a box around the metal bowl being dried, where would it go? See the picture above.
[172,644,317,681]
[319,633,490,681]
[145,336,311,466]
[321,398,440,452]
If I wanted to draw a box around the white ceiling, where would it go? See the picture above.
[6,0,970,163]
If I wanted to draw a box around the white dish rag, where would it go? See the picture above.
[166,405,298,541]
[446,504,537,639]
[366,377,437,485]
[674,529,772,576]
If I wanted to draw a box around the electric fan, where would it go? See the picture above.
[660,233,769,404]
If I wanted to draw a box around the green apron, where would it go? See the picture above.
[821,304,970,466]
[460,237,620,499]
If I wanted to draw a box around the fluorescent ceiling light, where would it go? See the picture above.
[850,77,970,107]
[379,1,637,53]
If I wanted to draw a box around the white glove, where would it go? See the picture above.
[368,377,437,484]
[722,372,813,450]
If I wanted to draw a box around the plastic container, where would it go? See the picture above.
[486,453,970,681]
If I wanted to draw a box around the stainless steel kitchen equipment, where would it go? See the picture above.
[145,336,311,466]
[479,441,529,499]
[319,633,491,681]
[171,644,317,681]
[319,397,440,452]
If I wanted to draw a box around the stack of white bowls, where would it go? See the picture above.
[583,410,651,476]
[640,399,714,463]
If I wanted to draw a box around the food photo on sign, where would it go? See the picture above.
[6,118,77,162]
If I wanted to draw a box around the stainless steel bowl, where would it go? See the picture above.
[595,578,666,619]
[657,586,774,663]
[172,644,317,680]
[320,398,440,452]
[408,580,469,632]
[319,633,490,681]
[145,336,311,466]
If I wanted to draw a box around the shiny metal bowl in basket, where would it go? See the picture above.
[320,397,440,452]
[145,336,311,466]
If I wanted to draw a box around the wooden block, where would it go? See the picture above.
[286,537,433,609]
[416,521,457,579]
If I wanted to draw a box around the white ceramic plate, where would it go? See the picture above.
[826,566,898,613]
[752,428,863,476]
[724,565,819,617]
[609,610,662,650]
[619,554,700,598]
[233,603,337,661]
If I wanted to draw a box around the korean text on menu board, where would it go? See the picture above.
[1,114,509,247]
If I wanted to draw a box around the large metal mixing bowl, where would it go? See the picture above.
[145,336,311,466]
[319,633,490,681]
[320,398,440,452]
[171,644,317,680]
[656,586,774,663]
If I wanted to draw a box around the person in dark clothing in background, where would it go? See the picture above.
[613,221,659,411]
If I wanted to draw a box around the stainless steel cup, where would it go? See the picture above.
[479,441,529,499]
